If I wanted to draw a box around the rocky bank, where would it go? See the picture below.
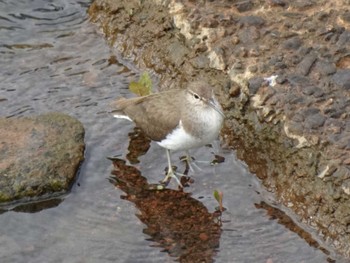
[88,0,350,257]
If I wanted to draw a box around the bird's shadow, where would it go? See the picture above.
[109,157,223,262]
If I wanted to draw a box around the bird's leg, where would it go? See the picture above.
[160,149,184,187]
[180,150,202,172]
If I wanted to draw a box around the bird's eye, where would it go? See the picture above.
[193,93,200,99]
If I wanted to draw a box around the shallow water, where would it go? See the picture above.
[0,0,345,262]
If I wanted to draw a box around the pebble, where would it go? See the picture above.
[248,77,264,94]
[235,0,254,12]
[302,85,317,96]
[283,37,302,50]
[287,74,310,86]
[286,120,304,135]
[297,53,317,76]
[332,69,350,90]
[305,113,326,129]
[315,60,336,76]
[190,54,209,69]
[336,31,350,47]
[239,16,265,27]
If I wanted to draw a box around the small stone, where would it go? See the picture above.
[335,136,350,150]
[332,69,350,90]
[302,85,317,95]
[313,88,325,98]
[336,31,350,47]
[315,60,336,76]
[276,76,287,84]
[285,94,304,105]
[268,0,288,7]
[167,40,189,67]
[274,62,287,69]
[233,61,243,69]
[239,16,265,27]
[202,18,219,28]
[238,26,260,44]
[345,122,350,132]
[291,0,315,9]
[297,53,317,76]
[248,65,258,73]
[304,113,325,129]
[208,47,226,70]
[190,54,209,69]
[248,48,260,57]
[283,37,302,50]
[286,120,304,135]
[316,11,329,21]
[231,36,240,45]
[248,77,264,94]
[291,113,305,122]
[229,85,241,97]
[324,118,343,133]
[235,1,254,12]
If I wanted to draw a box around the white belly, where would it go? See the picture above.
[157,125,202,151]
[157,108,223,151]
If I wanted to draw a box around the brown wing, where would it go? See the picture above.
[113,89,185,141]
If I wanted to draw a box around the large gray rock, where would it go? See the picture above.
[0,113,85,205]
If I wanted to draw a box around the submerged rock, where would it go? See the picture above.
[0,113,85,205]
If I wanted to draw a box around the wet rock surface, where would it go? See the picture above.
[0,113,85,206]
[89,0,350,257]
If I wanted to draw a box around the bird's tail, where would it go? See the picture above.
[109,98,133,121]
[110,110,132,121]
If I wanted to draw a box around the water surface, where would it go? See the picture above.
[0,0,344,262]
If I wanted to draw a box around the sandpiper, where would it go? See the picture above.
[111,81,224,187]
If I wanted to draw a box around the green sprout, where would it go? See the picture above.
[213,189,224,212]
[129,72,153,96]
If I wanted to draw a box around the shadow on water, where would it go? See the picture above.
[0,198,63,214]
[109,158,222,263]
[255,202,333,261]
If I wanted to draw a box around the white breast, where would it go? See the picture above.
[157,108,223,151]
[157,121,200,151]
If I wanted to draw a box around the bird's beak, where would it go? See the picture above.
[208,97,225,118]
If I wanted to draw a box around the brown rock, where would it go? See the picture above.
[0,113,85,205]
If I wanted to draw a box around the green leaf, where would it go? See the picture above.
[129,82,146,96]
[213,190,221,203]
[128,72,153,96]
[139,72,152,95]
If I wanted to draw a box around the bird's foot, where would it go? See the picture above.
[180,154,202,173]
[160,166,189,188]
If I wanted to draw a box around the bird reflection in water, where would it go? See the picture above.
[109,128,223,262]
